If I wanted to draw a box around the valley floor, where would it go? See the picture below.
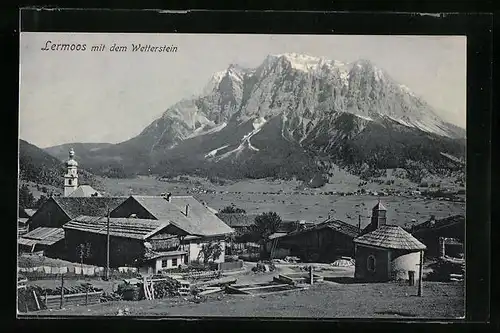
[98,176,465,226]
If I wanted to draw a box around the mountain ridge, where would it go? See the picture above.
[43,53,466,183]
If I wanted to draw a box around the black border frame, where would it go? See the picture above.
[10,7,492,330]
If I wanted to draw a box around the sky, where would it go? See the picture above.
[20,33,466,148]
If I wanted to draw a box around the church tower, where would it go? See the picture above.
[370,199,387,230]
[64,148,78,196]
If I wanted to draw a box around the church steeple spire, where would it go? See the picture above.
[64,148,78,196]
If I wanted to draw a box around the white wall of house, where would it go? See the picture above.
[157,254,185,271]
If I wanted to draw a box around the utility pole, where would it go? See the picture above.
[417,250,424,296]
[358,215,361,232]
[105,206,110,281]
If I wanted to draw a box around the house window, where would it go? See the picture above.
[162,259,169,268]
[367,255,376,272]
[68,179,72,186]
[172,258,178,267]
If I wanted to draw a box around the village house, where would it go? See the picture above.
[266,218,361,262]
[410,215,464,258]
[63,215,185,274]
[353,201,427,282]
[109,194,234,264]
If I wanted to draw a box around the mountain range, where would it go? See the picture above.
[42,53,466,184]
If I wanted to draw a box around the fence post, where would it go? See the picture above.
[33,290,40,311]
[60,275,64,309]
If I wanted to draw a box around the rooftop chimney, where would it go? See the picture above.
[185,204,189,217]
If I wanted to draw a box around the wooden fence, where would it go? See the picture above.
[43,291,102,310]
[17,265,138,277]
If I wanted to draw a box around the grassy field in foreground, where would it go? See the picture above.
[30,280,464,319]
[99,176,464,226]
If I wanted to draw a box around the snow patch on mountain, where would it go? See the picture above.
[186,122,227,139]
[355,114,374,122]
[205,144,230,159]
[412,119,450,137]
[387,115,415,128]
[270,53,349,74]
[215,117,267,160]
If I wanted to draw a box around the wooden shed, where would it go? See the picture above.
[275,219,360,262]
[63,215,181,268]
[410,215,464,258]
[353,225,427,282]
[27,196,127,231]
[18,227,66,257]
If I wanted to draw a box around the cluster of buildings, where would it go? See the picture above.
[221,200,464,283]
[18,149,234,275]
[18,148,464,283]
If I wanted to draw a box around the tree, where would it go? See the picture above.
[197,241,223,265]
[78,242,92,274]
[19,184,35,209]
[220,205,246,214]
[251,212,282,243]
[35,195,48,208]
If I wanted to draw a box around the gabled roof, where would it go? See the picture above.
[411,215,465,235]
[25,209,37,217]
[216,213,299,232]
[19,208,36,218]
[18,227,65,247]
[324,219,361,238]
[216,213,258,227]
[128,196,234,237]
[354,225,426,251]
[68,185,101,197]
[284,218,360,239]
[64,215,170,240]
[53,196,127,219]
